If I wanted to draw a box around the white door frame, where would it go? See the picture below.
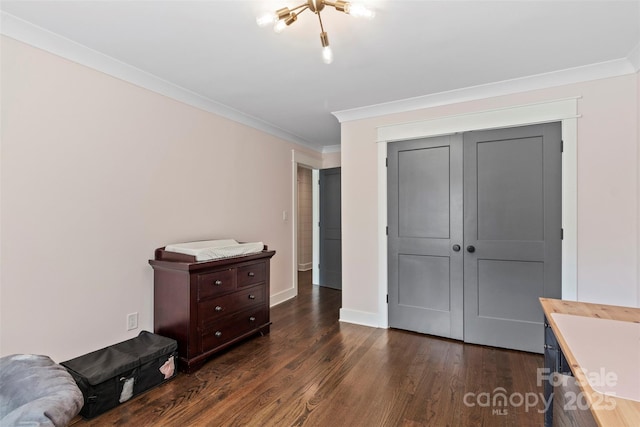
[312,169,320,285]
[376,97,580,328]
[283,150,322,305]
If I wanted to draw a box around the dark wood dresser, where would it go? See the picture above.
[149,246,276,373]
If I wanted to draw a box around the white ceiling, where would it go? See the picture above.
[2,1,639,151]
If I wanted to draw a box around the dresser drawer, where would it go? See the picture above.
[198,285,266,328]
[197,268,235,301]
[200,308,268,353]
[237,262,266,288]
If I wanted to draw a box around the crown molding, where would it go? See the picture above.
[332,57,637,123]
[322,144,341,154]
[4,10,635,152]
[627,40,640,72]
[1,12,324,153]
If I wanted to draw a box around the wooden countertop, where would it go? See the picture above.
[540,298,640,427]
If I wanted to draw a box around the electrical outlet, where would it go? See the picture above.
[127,312,138,331]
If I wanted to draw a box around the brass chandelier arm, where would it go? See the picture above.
[323,1,349,13]
[289,3,309,13]
[282,4,309,27]
[278,3,310,22]
[316,8,326,33]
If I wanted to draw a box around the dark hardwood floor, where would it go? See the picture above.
[71,271,545,426]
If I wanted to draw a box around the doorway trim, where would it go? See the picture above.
[277,150,323,307]
[376,97,580,328]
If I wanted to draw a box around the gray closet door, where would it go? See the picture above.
[463,123,562,353]
[319,167,342,289]
[388,135,464,340]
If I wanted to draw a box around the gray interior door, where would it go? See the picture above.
[388,123,562,353]
[319,167,342,289]
[388,135,464,340]
[463,123,562,353]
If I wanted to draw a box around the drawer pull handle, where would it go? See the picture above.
[214,280,222,286]
[215,306,223,312]
[248,294,256,300]
[249,316,256,322]
[215,331,222,338]
[248,272,255,277]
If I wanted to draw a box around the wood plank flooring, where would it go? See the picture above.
[70,271,545,426]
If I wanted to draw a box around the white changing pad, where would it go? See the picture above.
[165,239,264,261]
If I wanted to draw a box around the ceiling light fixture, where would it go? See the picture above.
[257,0,375,64]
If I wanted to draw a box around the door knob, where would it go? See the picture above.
[466,245,476,253]
[452,244,461,252]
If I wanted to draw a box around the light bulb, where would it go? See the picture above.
[256,12,277,27]
[274,20,286,34]
[322,46,334,64]
[346,3,375,19]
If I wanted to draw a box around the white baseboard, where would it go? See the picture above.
[270,287,297,307]
[298,263,312,271]
[339,308,382,328]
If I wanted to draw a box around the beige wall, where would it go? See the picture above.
[341,73,639,321]
[0,37,324,361]
[322,151,341,169]
[297,166,313,270]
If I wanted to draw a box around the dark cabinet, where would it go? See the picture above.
[543,316,572,427]
[149,247,276,373]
